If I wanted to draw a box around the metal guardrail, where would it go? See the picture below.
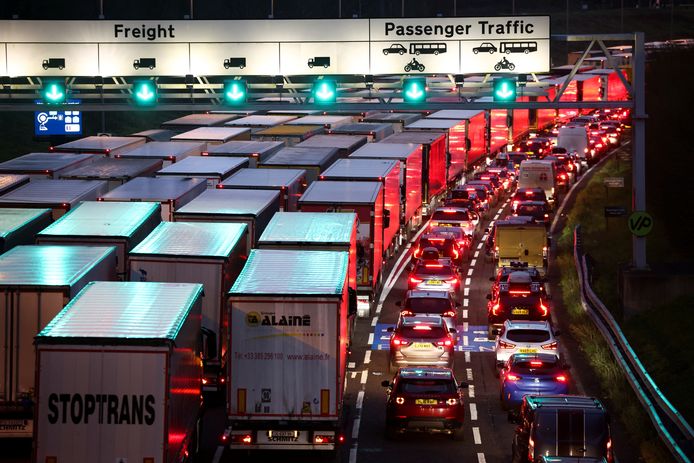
[573,225,694,462]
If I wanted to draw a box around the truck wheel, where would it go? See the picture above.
[308,63,314,68]
[450,427,465,441]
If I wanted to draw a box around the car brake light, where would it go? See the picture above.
[528,436,535,461]
[409,277,423,284]
[443,310,456,318]
[541,341,557,349]
[499,339,516,348]
[539,301,549,317]
[428,237,445,242]
[452,249,459,259]
[436,337,453,347]
[413,247,422,258]
[395,397,405,404]
[413,325,432,331]
[401,309,414,316]
[530,361,543,367]
[424,264,444,268]
[555,374,568,383]
[447,277,458,285]
[506,373,521,381]
[446,398,458,406]
[492,303,501,316]
[509,290,531,295]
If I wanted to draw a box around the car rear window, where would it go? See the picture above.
[450,189,471,200]
[407,298,452,314]
[430,227,463,240]
[534,410,608,456]
[414,263,456,277]
[398,379,455,394]
[506,329,551,343]
[400,325,447,339]
[517,204,545,215]
[432,210,470,222]
[467,188,488,200]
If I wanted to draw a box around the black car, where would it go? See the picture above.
[510,395,613,463]
[515,200,551,226]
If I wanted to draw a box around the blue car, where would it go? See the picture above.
[499,353,570,410]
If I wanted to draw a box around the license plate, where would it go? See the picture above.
[427,280,442,285]
[413,342,432,349]
[415,399,438,405]
[512,308,529,315]
[519,348,537,353]
[268,430,299,438]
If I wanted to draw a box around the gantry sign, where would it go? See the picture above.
[0,17,549,77]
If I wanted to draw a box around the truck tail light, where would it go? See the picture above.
[313,434,335,444]
[320,389,330,415]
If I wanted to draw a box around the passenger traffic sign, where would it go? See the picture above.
[628,211,653,237]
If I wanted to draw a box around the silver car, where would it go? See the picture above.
[494,320,559,367]
[388,314,457,373]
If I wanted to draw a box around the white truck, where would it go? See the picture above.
[129,221,248,394]
[0,245,117,440]
[518,160,557,207]
[34,281,204,463]
[226,249,352,452]
[557,125,590,165]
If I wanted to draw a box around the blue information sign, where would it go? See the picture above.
[34,110,82,136]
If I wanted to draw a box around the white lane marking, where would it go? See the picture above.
[356,390,365,410]
[364,350,371,365]
[470,258,477,267]
[375,304,382,315]
[469,384,475,398]
[466,368,474,381]
[349,447,358,463]
[477,452,487,463]
[465,351,471,363]
[464,299,469,307]
[462,309,468,318]
[477,242,484,250]
[463,335,469,346]
[464,287,470,296]
[351,372,357,379]
[367,333,374,346]
[360,370,368,385]
[474,250,480,258]
[212,445,224,463]
[465,277,472,285]
[463,321,469,332]
[473,427,482,445]
[470,403,478,421]
[371,317,377,327]
[348,362,356,369]
[352,417,361,438]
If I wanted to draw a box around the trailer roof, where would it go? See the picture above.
[53,136,143,152]
[329,122,393,134]
[321,158,398,180]
[230,249,347,296]
[0,175,29,194]
[363,112,422,124]
[0,245,115,288]
[175,188,279,216]
[204,140,284,156]
[296,134,367,150]
[130,128,176,142]
[267,109,320,115]
[221,168,306,188]
[383,131,445,145]
[170,127,250,142]
[101,177,205,202]
[59,157,162,180]
[259,212,356,245]
[131,222,247,258]
[0,208,51,238]
[115,141,204,159]
[156,156,247,176]
[350,142,420,160]
[225,115,297,127]
[0,179,106,205]
[253,124,323,137]
[428,110,485,120]
[406,119,462,130]
[161,113,238,127]
[37,281,203,341]
[262,146,339,168]
[0,152,94,174]
[300,181,381,205]
[287,115,352,126]
[37,201,160,238]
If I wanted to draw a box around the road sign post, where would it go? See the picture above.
[632,32,647,268]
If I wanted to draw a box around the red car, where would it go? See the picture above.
[381,366,468,440]
[412,232,465,266]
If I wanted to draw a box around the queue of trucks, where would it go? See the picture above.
[0,88,622,461]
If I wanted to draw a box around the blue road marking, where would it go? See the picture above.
[373,324,495,352]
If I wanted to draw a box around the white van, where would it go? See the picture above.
[558,126,590,165]
[519,160,556,206]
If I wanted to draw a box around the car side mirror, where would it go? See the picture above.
[386,327,394,332]
[554,330,561,336]
[492,328,500,336]
[381,380,391,388]
[395,300,402,307]
[449,328,457,334]
[458,382,469,389]
[486,294,492,300]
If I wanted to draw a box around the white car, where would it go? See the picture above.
[494,320,559,367]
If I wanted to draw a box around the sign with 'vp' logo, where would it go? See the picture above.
[628,211,653,237]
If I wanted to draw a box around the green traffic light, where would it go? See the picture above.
[223,80,248,104]
[42,81,67,104]
[312,79,337,104]
[133,80,157,106]
[403,77,426,104]
[493,77,517,102]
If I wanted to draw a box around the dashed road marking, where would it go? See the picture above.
[466,368,474,381]
[360,370,368,384]
[367,333,374,346]
[474,250,480,258]
[464,299,469,307]
[351,372,357,379]
[465,351,471,363]
[348,362,356,369]
[470,258,477,267]
[470,403,478,421]
[473,427,482,445]
[364,350,371,365]
[212,445,224,463]
[349,447,358,463]
[463,335,469,346]
[463,321,469,332]
[477,453,487,463]
[465,277,472,285]
[469,384,475,398]
[371,317,378,327]
[477,242,484,250]
[352,417,361,438]
[356,390,365,410]
[462,308,468,318]
[464,287,470,296]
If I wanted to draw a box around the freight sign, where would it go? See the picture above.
[0,17,549,77]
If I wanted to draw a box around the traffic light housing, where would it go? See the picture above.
[132,80,158,106]
[402,77,427,104]
[41,81,67,105]
[312,79,337,104]
[223,80,248,104]
[492,77,517,102]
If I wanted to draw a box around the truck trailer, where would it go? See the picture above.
[0,208,52,254]
[0,179,108,219]
[226,249,351,452]
[219,168,306,212]
[115,141,205,168]
[50,136,145,156]
[202,140,285,168]
[59,157,163,191]
[0,153,95,180]
[156,156,248,187]
[34,281,204,463]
